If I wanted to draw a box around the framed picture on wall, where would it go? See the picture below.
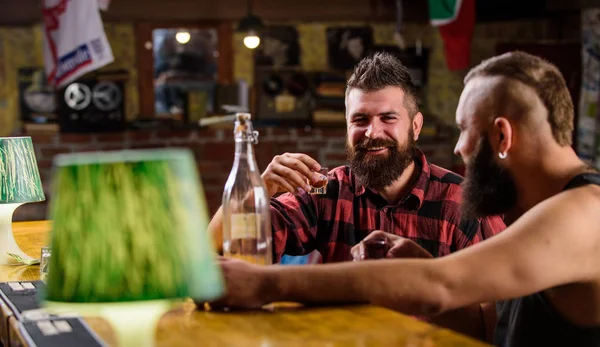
[326,26,373,71]
[18,67,57,124]
[255,26,300,67]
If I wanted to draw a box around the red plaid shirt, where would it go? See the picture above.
[270,149,506,262]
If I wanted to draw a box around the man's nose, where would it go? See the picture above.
[454,142,461,157]
[365,121,383,139]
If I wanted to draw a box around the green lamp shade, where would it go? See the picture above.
[0,137,45,203]
[44,149,223,303]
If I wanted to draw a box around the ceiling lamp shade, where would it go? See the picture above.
[237,0,264,49]
[236,14,265,33]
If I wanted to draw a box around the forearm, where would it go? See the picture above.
[265,262,367,306]
[207,206,224,254]
[265,259,454,316]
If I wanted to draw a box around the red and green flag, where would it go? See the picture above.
[429,0,476,70]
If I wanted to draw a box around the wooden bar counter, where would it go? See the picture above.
[1,221,491,347]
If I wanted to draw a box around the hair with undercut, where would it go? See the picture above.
[346,52,419,116]
[464,51,574,146]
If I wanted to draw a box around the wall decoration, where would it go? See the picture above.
[255,26,300,67]
[326,26,373,70]
[18,67,57,123]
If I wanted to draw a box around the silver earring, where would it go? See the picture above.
[499,152,507,159]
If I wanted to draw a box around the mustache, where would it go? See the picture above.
[354,138,398,150]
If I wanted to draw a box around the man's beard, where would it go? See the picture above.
[346,129,416,190]
[461,134,518,219]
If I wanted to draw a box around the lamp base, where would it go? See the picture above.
[0,203,35,265]
[43,299,176,347]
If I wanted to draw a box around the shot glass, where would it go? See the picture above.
[40,246,51,282]
[307,167,328,195]
[363,239,389,260]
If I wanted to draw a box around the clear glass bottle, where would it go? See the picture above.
[222,113,272,265]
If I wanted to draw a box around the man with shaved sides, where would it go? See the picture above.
[213,51,600,346]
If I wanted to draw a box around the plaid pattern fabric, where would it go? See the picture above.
[270,149,506,262]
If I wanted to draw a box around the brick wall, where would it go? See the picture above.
[14,126,456,221]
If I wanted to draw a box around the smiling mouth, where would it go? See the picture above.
[365,147,389,154]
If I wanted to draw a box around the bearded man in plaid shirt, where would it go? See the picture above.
[210,52,505,263]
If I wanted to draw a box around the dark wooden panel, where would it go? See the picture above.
[0,0,41,26]
[135,22,155,119]
[217,21,234,85]
[0,0,419,25]
[2,0,583,25]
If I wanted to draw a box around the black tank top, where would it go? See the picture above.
[494,173,600,347]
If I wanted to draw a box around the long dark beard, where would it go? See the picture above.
[461,135,518,219]
[346,130,416,190]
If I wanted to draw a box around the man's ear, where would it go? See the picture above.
[493,117,513,157]
[412,112,423,140]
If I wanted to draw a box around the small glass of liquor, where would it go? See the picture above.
[363,239,389,259]
[308,168,328,194]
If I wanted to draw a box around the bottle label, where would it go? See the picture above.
[231,213,258,239]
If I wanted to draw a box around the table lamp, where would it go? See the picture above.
[42,148,224,347]
[0,136,45,265]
